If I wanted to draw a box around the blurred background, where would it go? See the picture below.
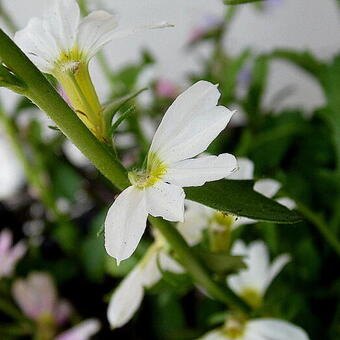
[0,0,340,339]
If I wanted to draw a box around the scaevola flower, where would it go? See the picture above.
[199,316,309,340]
[55,319,101,340]
[177,158,296,247]
[12,272,72,324]
[14,0,171,140]
[107,231,183,328]
[104,81,237,264]
[0,229,26,278]
[227,241,290,309]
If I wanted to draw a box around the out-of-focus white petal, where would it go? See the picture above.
[77,11,119,60]
[158,251,184,275]
[247,319,310,340]
[0,229,12,254]
[104,186,148,263]
[139,247,161,288]
[254,179,281,198]
[63,141,90,167]
[44,0,80,52]
[232,216,257,229]
[276,197,296,210]
[145,182,185,222]
[264,254,291,292]
[198,329,228,340]
[163,153,237,187]
[55,319,101,340]
[150,81,234,164]
[228,157,254,180]
[107,267,145,329]
[176,201,211,246]
[12,273,57,321]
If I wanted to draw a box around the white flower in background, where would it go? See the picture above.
[105,81,237,263]
[14,0,171,75]
[107,231,183,328]
[0,135,24,200]
[12,272,72,325]
[55,319,101,340]
[227,240,290,309]
[177,158,296,245]
[199,316,309,340]
[0,229,26,278]
[63,140,90,168]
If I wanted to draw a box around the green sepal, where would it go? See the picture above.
[0,63,26,93]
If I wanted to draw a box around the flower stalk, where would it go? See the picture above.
[0,28,251,314]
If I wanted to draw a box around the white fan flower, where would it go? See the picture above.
[107,232,183,328]
[177,158,296,247]
[199,316,309,340]
[227,240,290,308]
[14,0,172,139]
[105,81,237,263]
[14,0,170,75]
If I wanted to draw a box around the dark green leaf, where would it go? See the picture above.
[185,179,302,223]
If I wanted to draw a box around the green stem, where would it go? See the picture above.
[0,29,250,313]
[149,217,251,313]
[297,202,340,257]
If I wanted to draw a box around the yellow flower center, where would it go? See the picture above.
[128,153,167,189]
[240,287,262,309]
[222,316,246,339]
[213,211,236,228]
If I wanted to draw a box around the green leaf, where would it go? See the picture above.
[194,249,246,275]
[224,0,264,5]
[185,179,302,223]
[0,63,26,93]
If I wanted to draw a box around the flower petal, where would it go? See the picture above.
[43,0,80,52]
[163,153,237,187]
[254,179,281,198]
[145,182,185,222]
[14,18,59,72]
[198,329,229,340]
[247,319,310,340]
[104,186,148,263]
[158,251,184,274]
[107,267,145,328]
[55,319,101,340]
[176,201,211,246]
[150,81,234,164]
[77,11,119,60]
[228,157,254,180]
[264,254,291,292]
[276,197,296,210]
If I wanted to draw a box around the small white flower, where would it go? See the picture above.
[107,234,183,328]
[55,319,101,340]
[14,0,171,74]
[227,240,290,308]
[104,81,237,263]
[177,158,296,244]
[0,229,26,278]
[199,317,309,340]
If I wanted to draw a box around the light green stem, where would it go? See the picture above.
[0,29,251,313]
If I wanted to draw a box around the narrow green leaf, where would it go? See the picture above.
[110,106,135,134]
[225,0,264,5]
[0,63,26,93]
[185,179,302,224]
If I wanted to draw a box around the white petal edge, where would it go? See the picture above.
[104,186,148,263]
[55,319,101,340]
[276,197,296,210]
[247,318,310,340]
[198,329,230,340]
[263,254,291,292]
[77,11,119,60]
[145,181,185,222]
[150,81,234,164]
[163,153,237,187]
[228,157,254,180]
[254,179,281,198]
[107,267,145,329]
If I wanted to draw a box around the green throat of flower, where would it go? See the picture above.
[240,287,262,309]
[128,153,167,189]
[213,211,237,228]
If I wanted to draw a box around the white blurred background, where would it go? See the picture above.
[1,0,340,112]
